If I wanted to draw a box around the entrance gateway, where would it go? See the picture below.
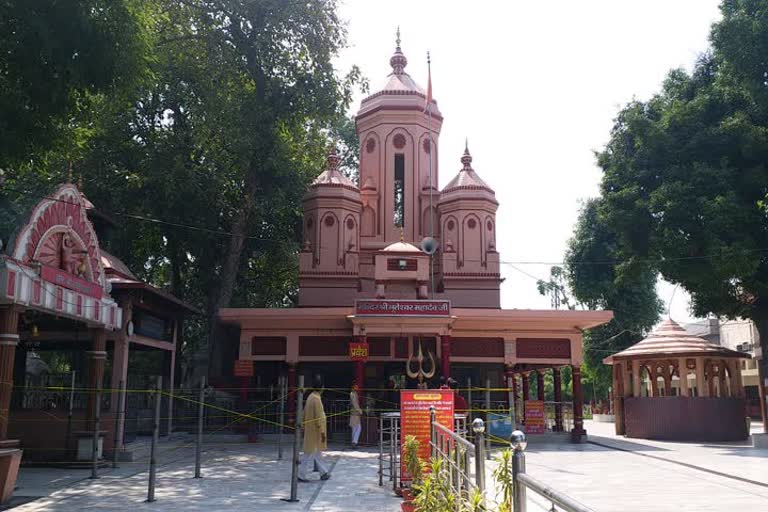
[218,33,613,441]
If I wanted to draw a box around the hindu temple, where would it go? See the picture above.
[219,35,613,440]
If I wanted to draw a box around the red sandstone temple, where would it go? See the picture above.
[219,37,613,438]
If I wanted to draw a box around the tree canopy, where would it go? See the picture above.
[592,0,768,413]
[1,0,363,380]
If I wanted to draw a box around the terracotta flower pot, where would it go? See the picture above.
[401,502,416,512]
[402,489,415,502]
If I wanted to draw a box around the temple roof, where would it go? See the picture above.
[309,148,358,191]
[101,250,137,280]
[441,143,496,196]
[604,318,748,363]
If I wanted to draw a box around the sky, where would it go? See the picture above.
[335,0,723,328]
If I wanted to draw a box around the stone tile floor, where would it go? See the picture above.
[5,421,768,511]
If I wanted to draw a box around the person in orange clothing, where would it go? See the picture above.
[449,378,468,414]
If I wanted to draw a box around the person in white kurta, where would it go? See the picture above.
[349,384,363,446]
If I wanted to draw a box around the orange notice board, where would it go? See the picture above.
[400,390,454,482]
[524,400,545,434]
[233,360,253,377]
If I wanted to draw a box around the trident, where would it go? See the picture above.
[406,341,436,385]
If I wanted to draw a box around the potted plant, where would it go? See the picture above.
[401,435,423,507]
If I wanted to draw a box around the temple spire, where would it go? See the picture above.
[461,139,473,171]
[390,26,408,75]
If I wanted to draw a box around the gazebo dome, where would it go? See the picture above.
[604,318,745,363]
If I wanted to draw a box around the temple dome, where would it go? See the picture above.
[381,241,422,253]
[441,144,497,203]
[308,148,358,192]
[357,29,440,119]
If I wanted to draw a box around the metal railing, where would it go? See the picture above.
[511,431,595,512]
[429,409,486,502]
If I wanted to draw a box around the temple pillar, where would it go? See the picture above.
[0,307,19,443]
[695,357,708,397]
[662,363,672,396]
[612,364,624,435]
[110,336,129,452]
[86,328,107,430]
[536,370,545,401]
[678,358,689,397]
[353,335,367,402]
[504,366,515,409]
[553,367,563,433]
[758,360,768,433]
[632,360,641,397]
[521,372,530,424]
[440,335,451,379]
[287,363,297,428]
[571,364,586,442]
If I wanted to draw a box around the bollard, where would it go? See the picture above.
[278,376,285,460]
[113,380,125,468]
[65,371,75,458]
[485,378,492,460]
[472,418,485,495]
[283,375,303,503]
[195,376,206,478]
[147,376,162,502]
[429,406,436,459]
[511,430,527,512]
[90,385,101,479]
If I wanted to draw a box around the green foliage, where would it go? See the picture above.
[403,435,424,489]
[492,449,514,512]
[594,1,768,385]
[562,198,663,398]
[1,0,365,379]
[0,0,157,168]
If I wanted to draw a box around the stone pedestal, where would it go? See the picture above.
[0,448,22,505]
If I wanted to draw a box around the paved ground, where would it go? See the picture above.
[6,422,768,511]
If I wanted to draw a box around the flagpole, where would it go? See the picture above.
[427,51,435,299]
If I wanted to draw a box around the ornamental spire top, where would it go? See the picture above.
[390,26,408,75]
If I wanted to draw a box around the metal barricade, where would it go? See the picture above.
[429,412,485,501]
[377,412,469,492]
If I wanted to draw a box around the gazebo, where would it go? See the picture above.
[605,319,750,441]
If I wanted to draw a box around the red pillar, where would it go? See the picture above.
[86,328,107,430]
[0,308,19,444]
[287,363,297,428]
[440,335,451,379]
[537,370,545,401]
[553,367,563,432]
[522,372,530,401]
[571,364,586,442]
[504,366,515,409]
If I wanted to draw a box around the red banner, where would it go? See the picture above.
[40,265,102,299]
[524,400,545,434]
[400,390,454,482]
[233,360,254,377]
[355,299,450,317]
[349,342,369,361]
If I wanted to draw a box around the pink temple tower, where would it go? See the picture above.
[299,31,501,307]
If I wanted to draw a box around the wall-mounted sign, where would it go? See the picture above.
[400,390,454,482]
[355,299,450,317]
[349,342,369,361]
[40,265,102,299]
[233,360,254,377]
[524,400,545,434]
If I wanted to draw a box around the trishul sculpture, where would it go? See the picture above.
[406,341,436,386]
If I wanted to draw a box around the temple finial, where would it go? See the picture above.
[390,27,407,75]
[461,141,473,171]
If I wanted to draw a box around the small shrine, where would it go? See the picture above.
[605,319,750,441]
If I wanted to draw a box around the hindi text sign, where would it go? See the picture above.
[355,299,450,317]
[233,360,254,378]
[349,342,369,361]
[400,390,454,482]
[524,400,546,434]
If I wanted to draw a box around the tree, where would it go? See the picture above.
[596,0,768,428]
[563,198,663,400]
[0,0,155,169]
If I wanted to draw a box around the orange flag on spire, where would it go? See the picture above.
[424,52,432,113]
